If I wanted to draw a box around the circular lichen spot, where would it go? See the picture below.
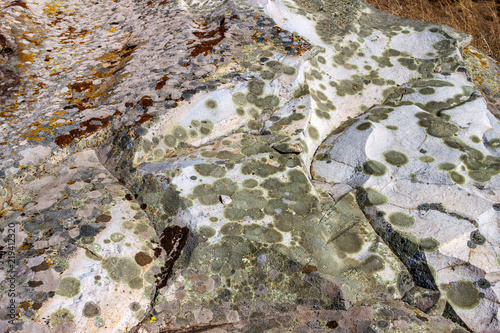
[470,135,481,144]
[247,119,262,131]
[307,125,320,141]
[129,302,141,312]
[199,120,214,136]
[83,302,101,318]
[128,277,144,289]
[448,170,466,185]
[189,129,198,138]
[418,155,435,164]
[209,216,218,223]
[388,212,415,228]
[110,232,125,243]
[382,150,409,167]
[199,225,216,238]
[220,222,243,236]
[232,92,247,106]
[171,125,189,142]
[363,160,388,177]
[191,119,201,127]
[49,308,74,328]
[153,148,165,158]
[242,178,259,188]
[204,98,218,110]
[261,71,275,80]
[443,280,481,309]
[356,122,372,131]
[247,80,266,96]
[488,138,500,149]
[437,162,456,171]
[55,276,81,298]
[235,107,245,117]
[419,237,440,253]
[163,134,177,148]
[333,232,363,254]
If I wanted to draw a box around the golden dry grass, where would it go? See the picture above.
[365,0,500,60]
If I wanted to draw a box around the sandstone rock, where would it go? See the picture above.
[0,0,498,332]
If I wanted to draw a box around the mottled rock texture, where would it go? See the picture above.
[0,0,499,332]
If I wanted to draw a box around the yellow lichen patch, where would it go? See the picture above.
[22,111,74,142]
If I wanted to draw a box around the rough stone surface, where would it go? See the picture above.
[0,0,499,332]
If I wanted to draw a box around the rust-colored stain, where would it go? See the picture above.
[54,110,121,147]
[137,113,153,124]
[189,18,228,57]
[138,95,154,109]
[125,101,135,108]
[155,226,189,289]
[5,1,29,10]
[302,264,317,274]
[156,74,169,90]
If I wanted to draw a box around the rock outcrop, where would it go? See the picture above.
[0,0,499,332]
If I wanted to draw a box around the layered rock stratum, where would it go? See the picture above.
[0,0,499,332]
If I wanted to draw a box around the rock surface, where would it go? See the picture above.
[0,0,499,332]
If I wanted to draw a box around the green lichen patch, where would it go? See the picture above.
[418,155,435,164]
[385,125,399,131]
[110,232,125,242]
[437,162,456,171]
[470,135,481,144]
[223,189,267,221]
[363,160,388,177]
[382,150,409,167]
[101,256,143,289]
[448,170,466,184]
[415,112,459,138]
[247,79,266,96]
[442,280,481,310]
[204,98,218,110]
[388,212,415,228]
[488,138,500,149]
[419,237,440,253]
[194,164,227,178]
[49,308,74,328]
[364,187,389,207]
[356,122,372,131]
[55,276,81,298]
[193,178,238,205]
[243,224,283,243]
[307,126,320,140]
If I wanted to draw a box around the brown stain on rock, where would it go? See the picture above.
[135,252,153,266]
[155,225,190,289]
[155,74,169,90]
[54,110,121,147]
[189,18,228,57]
[138,96,154,109]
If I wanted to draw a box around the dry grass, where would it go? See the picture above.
[365,0,500,60]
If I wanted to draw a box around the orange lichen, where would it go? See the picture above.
[22,111,74,142]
